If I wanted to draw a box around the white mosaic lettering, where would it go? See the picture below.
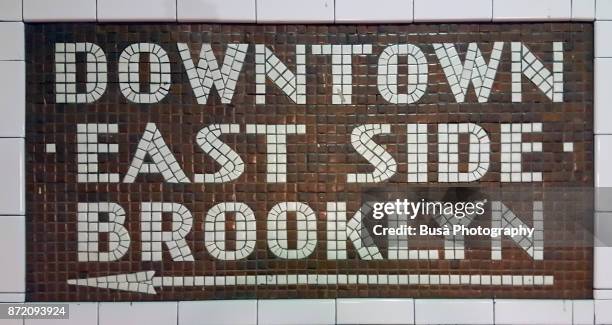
[388,211,439,260]
[255,44,306,104]
[407,123,428,183]
[178,43,248,104]
[512,42,563,102]
[204,202,256,260]
[118,43,171,104]
[348,124,397,183]
[267,202,317,259]
[55,42,107,103]
[76,123,120,183]
[326,202,383,260]
[434,42,504,103]
[141,202,194,261]
[194,124,244,183]
[491,201,544,260]
[377,44,428,104]
[438,123,490,182]
[123,123,190,183]
[77,202,130,262]
[500,123,543,182]
[311,44,372,104]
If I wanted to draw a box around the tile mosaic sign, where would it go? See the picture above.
[26,23,594,301]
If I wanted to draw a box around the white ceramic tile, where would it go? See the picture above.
[0,317,22,325]
[0,61,25,137]
[414,0,492,22]
[0,0,22,21]
[23,0,96,22]
[0,293,25,302]
[573,0,596,20]
[0,23,23,61]
[595,290,612,299]
[596,22,612,57]
[0,216,24,298]
[258,299,335,325]
[574,300,595,325]
[99,302,177,325]
[596,0,612,20]
[26,303,97,325]
[415,299,493,324]
[494,299,572,324]
[179,300,256,325]
[595,248,612,289]
[596,136,612,186]
[595,300,612,324]
[256,0,334,23]
[336,299,414,324]
[335,0,413,22]
[595,59,612,134]
[0,139,24,215]
[493,0,571,21]
[178,0,256,22]
[98,0,177,22]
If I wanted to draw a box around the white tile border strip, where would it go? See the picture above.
[2,0,610,324]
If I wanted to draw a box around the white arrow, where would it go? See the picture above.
[67,271,555,295]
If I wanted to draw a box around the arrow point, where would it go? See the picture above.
[67,271,157,295]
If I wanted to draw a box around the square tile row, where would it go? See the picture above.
[1,0,608,22]
[4,299,611,324]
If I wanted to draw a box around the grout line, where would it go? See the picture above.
[255,0,258,24]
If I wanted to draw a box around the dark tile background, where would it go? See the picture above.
[25,23,593,301]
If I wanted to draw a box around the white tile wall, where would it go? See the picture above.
[0,216,24,302]
[258,299,335,325]
[25,303,97,325]
[256,0,334,23]
[414,0,492,22]
[574,300,595,325]
[573,0,596,20]
[179,300,257,325]
[595,248,612,289]
[0,61,24,138]
[178,0,256,22]
[415,299,493,324]
[596,22,612,57]
[0,22,23,61]
[596,136,612,186]
[494,299,573,324]
[0,139,24,215]
[99,302,177,325]
[335,0,413,22]
[595,59,612,134]
[595,299,612,324]
[596,0,612,20]
[23,0,96,22]
[0,0,22,21]
[97,0,177,22]
[336,299,414,324]
[493,0,572,21]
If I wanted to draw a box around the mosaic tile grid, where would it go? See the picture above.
[26,23,593,301]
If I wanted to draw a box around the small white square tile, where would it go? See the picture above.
[595,59,612,134]
[98,0,177,22]
[0,216,24,297]
[596,136,612,186]
[0,0,22,21]
[414,0,492,21]
[26,303,97,325]
[563,142,574,152]
[24,0,96,22]
[335,0,413,22]
[494,299,572,324]
[596,0,612,20]
[178,0,256,22]
[596,22,612,57]
[256,0,334,23]
[493,0,571,21]
[0,139,24,215]
[99,302,177,325]
[574,300,595,325]
[595,300,612,324]
[179,300,256,325]
[258,299,335,325]
[0,61,25,137]
[573,0,596,20]
[337,299,414,324]
[0,293,25,302]
[415,299,493,324]
[0,22,24,61]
